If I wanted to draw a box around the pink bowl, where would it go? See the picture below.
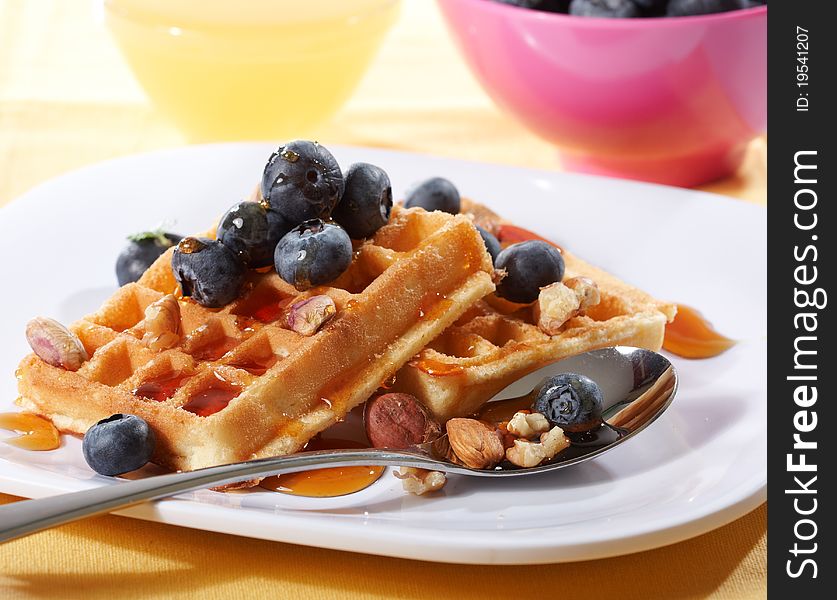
[437,0,767,186]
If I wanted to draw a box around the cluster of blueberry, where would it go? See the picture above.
[494,0,765,18]
[164,141,396,307]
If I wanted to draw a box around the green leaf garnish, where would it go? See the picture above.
[127,229,173,247]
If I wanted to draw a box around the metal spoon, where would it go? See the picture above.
[0,346,676,543]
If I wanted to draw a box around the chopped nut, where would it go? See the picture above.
[286,295,336,336]
[564,277,601,311]
[446,418,505,470]
[506,426,569,468]
[395,467,447,495]
[506,411,550,439]
[534,277,601,335]
[534,282,580,335]
[141,295,181,351]
[25,317,89,371]
[506,439,547,468]
[540,426,570,457]
[364,393,441,449]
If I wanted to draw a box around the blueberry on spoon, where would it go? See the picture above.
[260,140,344,224]
[116,231,182,286]
[331,162,393,239]
[533,373,604,433]
[274,220,353,290]
[171,237,246,308]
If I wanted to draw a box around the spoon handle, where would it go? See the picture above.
[0,448,451,543]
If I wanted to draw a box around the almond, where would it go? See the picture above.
[445,418,505,470]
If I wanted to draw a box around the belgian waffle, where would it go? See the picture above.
[16,206,495,473]
[391,199,677,421]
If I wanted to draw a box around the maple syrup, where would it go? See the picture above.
[132,372,191,402]
[182,382,240,417]
[227,354,279,376]
[234,286,288,324]
[177,237,207,254]
[663,304,736,359]
[260,438,384,497]
[0,412,60,451]
[477,392,538,423]
[411,358,464,377]
[417,292,453,321]
[497,224,563,252]
[192,336,239,361]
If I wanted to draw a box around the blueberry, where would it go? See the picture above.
[569,0,642,17]
[494,240,565,304]
[260,140,344,224]
[494,0,571,12]
[666,0,740,15]
[632,0,668,15]
[216,201,293,268]
[274,220,352,290]
[171,237,246,307]
[533,373,604,433]
[331,163,393,239]
[404,177,461,214]
[116,231,182,286]
[476,226,501,263]
[82,414,156,476]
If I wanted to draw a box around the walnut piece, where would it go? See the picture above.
[506,411,550,439]
[505,426,569,468]
[534,277,601,335]
[141,295,181,351]
[446,418,505,470]
[395,467,447,495]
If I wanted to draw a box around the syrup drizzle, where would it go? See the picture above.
[132,372,191,402]
[182,379,240,417]
[0,412,60,451]
[260,438,384,497]
[192,336,239,361]
[663,304,736,359]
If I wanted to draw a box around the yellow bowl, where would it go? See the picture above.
[105,0,400,141]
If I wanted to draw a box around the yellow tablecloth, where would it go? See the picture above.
[0,1,766,597]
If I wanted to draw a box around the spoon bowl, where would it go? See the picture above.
[0,346,676,542]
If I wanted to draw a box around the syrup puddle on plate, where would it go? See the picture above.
[260,438,384,498]
[663,303,736,359]
[0,412,60,451]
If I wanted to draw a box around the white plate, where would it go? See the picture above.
[0,143,766,564]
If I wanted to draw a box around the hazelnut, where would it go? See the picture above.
[364,393,441,449]
[445,418,505,470]
[286,295,336,336]
[25,317,89,371]
[141,295,181,351]
[564,277,601,311]
[506,411,550,439]
[395,467,447,495]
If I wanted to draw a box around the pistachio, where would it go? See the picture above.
[141,295,181,351]
[286,295,336,336]
[395,467,447,495]
[25,317,88,371]
[445,418,505,470]
[364,393,441,449]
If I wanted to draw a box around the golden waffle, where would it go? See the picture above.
[16,206,495,473]
[391,199,677,421]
